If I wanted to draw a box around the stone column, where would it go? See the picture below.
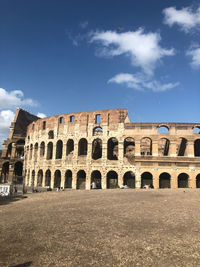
[171,171,178,189]
[135,170,141,188]
[85,170,91,190]
[50,170,54,189]
[101,171,107,189]
[87,142,92,165]
[187,140,194,157]
[169,141,177,157]
[102,140,107,164]
[153,173,159,189]
[152,141,158,157]
[188,171,196,188]
[11,143,16,159]
[135,141,140,156]
[72,170,77,189]
[61,170,65,188]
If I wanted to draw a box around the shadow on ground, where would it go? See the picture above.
[0,195,28,206]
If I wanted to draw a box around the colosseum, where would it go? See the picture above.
[0,108,200,190]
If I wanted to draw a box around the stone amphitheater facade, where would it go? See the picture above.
[24,108,200,190]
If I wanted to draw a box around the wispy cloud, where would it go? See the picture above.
[37,112,46,118]
[108,73,180,92]
[0,88,38,109]
[90,28,175,76]
[163,6,200,32]
[186,45,200,69]
[79,21,88,29]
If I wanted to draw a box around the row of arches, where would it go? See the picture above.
[0,161,23,183]
[26,137,200,161]
[26,170,200,189]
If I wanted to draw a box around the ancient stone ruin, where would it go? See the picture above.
[0,108,200,189]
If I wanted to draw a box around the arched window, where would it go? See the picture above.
[107,171,118,189]
[40,142,45,157]
[31,170,35,187]
[78,138,88,156]
[77,170,86,189]
[65,170,72,188]
[30,144,33,160]
[1,162,9,183]
[124,137,135,160]
[6,143,12,158]
[56,140,63,159]
[47,142,53,160]
[54,170,61,188]
[14,161,23,183]
[158,138,170,156]
[194,139,200,157]
[123,171,135,188]
[92,139,102,160]
[177,138,187,156]
[193,127,200,134]
[159,173,170,188]
[59,117,64,124]
[107,138,118,160]
[66,139,74,156]
[158,125,169,134]
[48,130,54,139]
[34,143,38,160]
[93,127,103,136]
[140,138,152,156]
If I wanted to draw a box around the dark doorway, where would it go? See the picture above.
[77,170,86,189]
[45,170,51,187]
[196,174,200,188]
[54,170,61,188]
[91,170,101,189]
[159,173,170,188]
[65,170,72,188]
[141,172,153,188]
[107,171,118,189]
[123,171,135,188]
[178,173,188,188]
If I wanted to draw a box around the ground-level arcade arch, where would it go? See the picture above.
[107,171,118,189]
[65,170,72,188]
[37,170,43,186]
[123,171,135,188]
[178,173,189,188]
[91,170,101,189]
[45,170,51,187]
[141,172,153,188]
[1,161,9,183]
[77,170,86,189]
[159,173,171,188]
[196,174,200,188]
[54,170,61,188]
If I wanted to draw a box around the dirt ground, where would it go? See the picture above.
[1,189,200,267]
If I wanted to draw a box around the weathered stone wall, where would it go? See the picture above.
[23,109,200,190]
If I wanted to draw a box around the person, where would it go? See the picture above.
[91,181,96,189]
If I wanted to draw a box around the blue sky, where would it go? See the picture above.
[0,0,200,146]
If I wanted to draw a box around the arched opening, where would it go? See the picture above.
[40,142,45,157]
[194,139,200,157]
[37,170,43,187]
[78,138,88,156]
[65,170,72,188]
[77,170,86,190]
[6,143,12,158]
[158,138,170,156]
[47,142,53,160]
[30,144,33,160]
[177,138,187,156]
[34,143,38,160]
[124,137,135,162]
[196,174,200,188]
[92,139,102,160]
[48,130,54,139]
[141,172,153,188]
[45,170,51,187]
[93,127,103,136]
[193,127,200,134]
[54,170,61,188]
[178,173,189,188]
[107,171,118,189]
[15,140,25,159]
[107,138,118,160]
[66,139,74,156]
[14,161,23,184]
[26,170,30,186]
[31,170,35,187]
[1,162,9,183]
[140,138,152,156]
[56,140,63,159]
[159,173,171,188]
[158,126,169,134]
[123,171,135,188]
[91,170,101,189]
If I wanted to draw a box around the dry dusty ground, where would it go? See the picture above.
[1,189,200,267]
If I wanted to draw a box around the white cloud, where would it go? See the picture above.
[108,73,180,92]
[0,88,38,109]
[90,28,175,76]
[163,6,200,32]
[186,46,200,68]
[37,112,46,118]
[0,110,15,148]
